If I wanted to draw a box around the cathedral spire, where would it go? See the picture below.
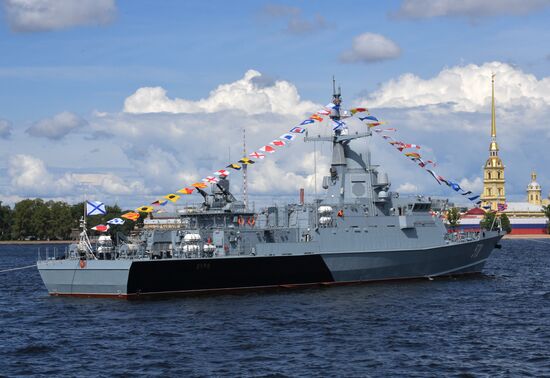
[489,73,499,154]
[491,73,496,138]
[481,73,505,210]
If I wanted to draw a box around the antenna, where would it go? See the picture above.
[242,128,248,209]
[332,75,336,95]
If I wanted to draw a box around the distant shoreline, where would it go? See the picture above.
[503,234,550,239]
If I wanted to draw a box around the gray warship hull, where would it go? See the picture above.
[37,233,502,298]
[37,87,504,298]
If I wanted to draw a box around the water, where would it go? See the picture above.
[0,240,549,377]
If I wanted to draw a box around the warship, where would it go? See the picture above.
[37,87,504,298]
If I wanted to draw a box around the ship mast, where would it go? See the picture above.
[242,127,248,209]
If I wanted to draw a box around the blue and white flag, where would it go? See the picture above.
[107,217,125,225]
[86,200,106,216]
[280,133,296,141]
[331,119,346,131]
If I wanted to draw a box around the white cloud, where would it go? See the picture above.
[72,173,147,196]
[26,111,87,140]
[356,61,550,203]
[261,4,330,34]
[8,154,76,197]
[0,119,12,139]
[6,154,147,201]
[458,177,483,193]
[3,0,116,32]
[340,33,401,64]
[123,70,318,117]
[3,67,549,208]
[397,182,419,193]
[358,62,550,112]
[394,0,550,19]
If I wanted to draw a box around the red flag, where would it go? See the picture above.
[91,224,110,232]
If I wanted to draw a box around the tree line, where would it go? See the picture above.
[0,199,142,241]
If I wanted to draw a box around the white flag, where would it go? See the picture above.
[86,201,106,216]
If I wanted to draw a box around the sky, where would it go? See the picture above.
[0,0,549,209]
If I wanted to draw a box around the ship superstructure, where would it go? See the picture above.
[37,87,504,298]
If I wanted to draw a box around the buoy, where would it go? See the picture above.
[337,210,344,217]
[79,259,86,269]
[247,217,255,226]
[238,216,245,226]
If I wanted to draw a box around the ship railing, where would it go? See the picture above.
[445,230,481,243]
[37,246,69,261]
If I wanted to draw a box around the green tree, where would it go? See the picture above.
[49,201,73,240]
[542,205,550,233]
[446,207,461,229]
[481,211,511,233]
[11,199,45,239]
[0,201,13,240]
[480,211,497,231]
[31,201,51,240]
[500,213,512,233]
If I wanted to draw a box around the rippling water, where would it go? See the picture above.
[0,240,549,377]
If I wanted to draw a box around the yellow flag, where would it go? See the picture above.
[164,193,181,202]
[136,206,153,213]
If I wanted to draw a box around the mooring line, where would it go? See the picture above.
[0,264,36,273]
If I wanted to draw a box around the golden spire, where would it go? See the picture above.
[489,73,498,153]
[491,73,496,138]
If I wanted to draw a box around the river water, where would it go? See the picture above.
[0,239,549,377]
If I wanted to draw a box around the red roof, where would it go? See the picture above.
[464,207,486,216]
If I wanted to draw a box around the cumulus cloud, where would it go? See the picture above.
[393,0,550,19]
[26,111,87,140]
[0,119,12,139]
[458,177,483,193]
[7,154,147,200]
[3,0,116,32]
[356,61,550,203]
[358,62,550,112]
[340,33,401,64]
[397,182,419,193]
[8,154,76,197]
[261,4,330,34]
[124,70,318,116]
[3,67,549,207]
[72,173,147,196]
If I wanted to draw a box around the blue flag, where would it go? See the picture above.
[359,115,379,122]
[450,182,461,192]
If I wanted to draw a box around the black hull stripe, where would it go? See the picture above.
[126,254,335,295]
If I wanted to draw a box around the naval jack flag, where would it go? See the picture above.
[86,201,106,216]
